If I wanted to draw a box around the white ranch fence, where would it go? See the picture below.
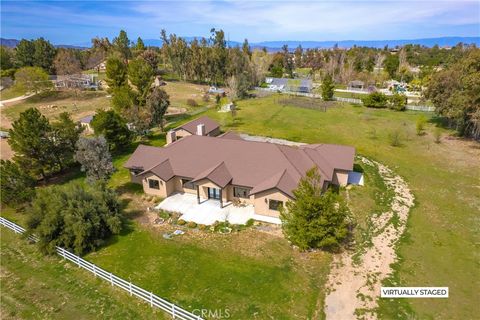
[0,216,203,320]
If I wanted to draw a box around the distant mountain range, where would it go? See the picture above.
[2,36,479,50]
[0,38,87,49]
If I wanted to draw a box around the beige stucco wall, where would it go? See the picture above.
[332,169,349,186]
[174,129,192,140]
[141,173,175,197]
[195,179,229,203]
[172,177,197,195]
[130,171,143,184]
[226,185,254,205]
[253,189,291,218]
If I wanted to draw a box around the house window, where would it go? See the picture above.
[181,179,195,190]
[233,186,249,199]
[269,199,283,211]
[148,179,160,189]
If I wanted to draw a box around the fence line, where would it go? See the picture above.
[405,105,435,112]
[333,96,363,104]
[0,216,203,320]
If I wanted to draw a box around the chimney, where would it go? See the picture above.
[166,130,176,144]
[196,123,206,136]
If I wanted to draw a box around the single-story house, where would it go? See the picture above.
[208,86,225,95]
[51,74,98,90]
[166,116,221,145]
[80,115,94,134]
[265,77,313,93]
[125,134,355,221]
[348,80,365,91]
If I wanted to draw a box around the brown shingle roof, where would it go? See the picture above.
[176,116,219,135]
[125,135,355,198]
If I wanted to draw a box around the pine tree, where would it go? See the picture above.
[280,167,349,250]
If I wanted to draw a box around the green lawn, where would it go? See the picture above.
[2,86,478,319]
[1,85,27,100]
[0,229,166,320]
[86,223,330,319]
[202,94,479,319]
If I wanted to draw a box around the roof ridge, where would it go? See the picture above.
[275,144,304,177]
[139,158,171,175]
[302,148,332,179]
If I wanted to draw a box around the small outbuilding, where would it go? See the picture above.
[80,115,94,134]
[348,80,365,91]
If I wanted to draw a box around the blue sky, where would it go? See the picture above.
[1,1,479,45]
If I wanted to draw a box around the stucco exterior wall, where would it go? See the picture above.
[174,129,192,140]
[195,179,229,203]
[130,171,143,184]
[253,189,291,218]
[172,177,197,195]
[332,169,350,186]
[141,173,175,197]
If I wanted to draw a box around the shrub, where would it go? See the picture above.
[177,219,186,225]
[158,210,170,219]
[187,221,197,228]
[198,224,208,231]
[215,94,221,104]
[389,128,403,147]
[362,92,388,108]
[433,127,442,143]
[416,115,427,135]
[245,219,255,227]
[388,93,407,111]
[186,99,198,107]
[26,183,122,255]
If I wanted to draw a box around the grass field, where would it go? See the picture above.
[0,85,27,101]
[2,90,110,123]
[1,85,478,319]
[203,94,479,319]
[0,229,166,320]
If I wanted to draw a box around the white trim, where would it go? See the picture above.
[252,214,282,225]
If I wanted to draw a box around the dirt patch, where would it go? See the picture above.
[324,157,414,319]
[0,139,13,160]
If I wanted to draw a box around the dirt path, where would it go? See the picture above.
[0,93,36,107]
[324,157,414,319]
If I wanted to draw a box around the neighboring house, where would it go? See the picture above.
[348,80,365,91]
[208,86,225,95]
[265,77,313,93]
[80,115,94,134]
[166,116,221,145]
[51,74,98,90]
[125,134,355,221]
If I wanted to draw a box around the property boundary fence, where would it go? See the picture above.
[333,96,363,104]
[0,216,203,320]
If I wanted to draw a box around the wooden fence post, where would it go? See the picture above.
[149,292,153,307]
[129,282,132,296]
[93,265,97,277]
[76,255,81,267]
[172,305,176,319]
[110,273,113,286]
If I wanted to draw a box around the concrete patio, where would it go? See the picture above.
[155,193,281,225]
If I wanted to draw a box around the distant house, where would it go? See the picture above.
[153,76,166,88]
[265,77,312,93]
[166,116,221,145]
[94,60,106,72]
[0,131,9,139]
[208,86,225,95]
[51,74,98,90]
[348,80,365,91]
[80,115,94,134]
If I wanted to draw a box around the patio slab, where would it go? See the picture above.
[155,193,258,225]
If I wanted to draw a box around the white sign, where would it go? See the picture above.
[381,287,449,298]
